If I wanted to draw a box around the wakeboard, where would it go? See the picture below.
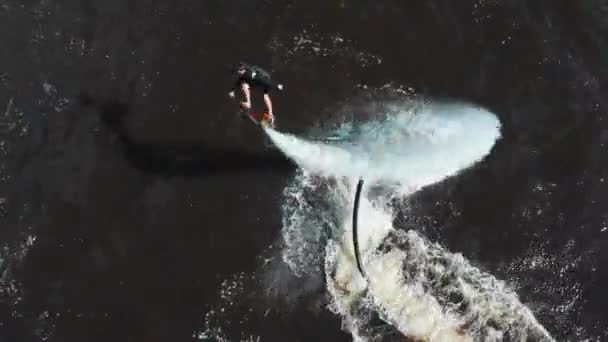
[241,109,275,129]
[238,109,275,148]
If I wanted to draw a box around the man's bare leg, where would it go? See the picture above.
[263,93,275,126]
[240,83,251,109]
[263,93,273,116]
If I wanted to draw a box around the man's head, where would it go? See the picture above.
[235,62,246,75]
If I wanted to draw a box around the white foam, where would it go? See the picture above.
[268,99,555,341]
[266,102,501,194]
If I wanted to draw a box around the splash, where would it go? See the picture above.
[266,99,555,341]
[265,101,501,192]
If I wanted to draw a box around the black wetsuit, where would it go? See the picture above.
[232,64,280,94]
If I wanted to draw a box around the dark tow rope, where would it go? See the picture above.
[352,178,365,277]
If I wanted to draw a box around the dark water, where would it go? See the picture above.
[1,0,608,341]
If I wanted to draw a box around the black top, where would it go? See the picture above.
[231,63,276,92]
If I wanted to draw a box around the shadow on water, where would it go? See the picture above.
[80,94,295,178]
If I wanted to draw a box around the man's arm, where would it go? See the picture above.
[228,78,242,98]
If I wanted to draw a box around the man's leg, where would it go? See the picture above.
[262,91,275,126]
[263,93,273,116]
[240,82,251,109]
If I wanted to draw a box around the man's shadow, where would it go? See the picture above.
[81,95,295,178]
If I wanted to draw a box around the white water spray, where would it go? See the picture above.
[265,98,555,341]
[265,102,500,191]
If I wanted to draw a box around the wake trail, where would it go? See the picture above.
[264,100,555,341]
[265,103,500,193]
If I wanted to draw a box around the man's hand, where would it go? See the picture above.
[228,91,235,99]
[240,101,251,110]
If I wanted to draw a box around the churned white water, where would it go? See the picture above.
[265,99,555,341]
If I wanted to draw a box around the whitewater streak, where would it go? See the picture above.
[264,100,554,341]
[266,102,501,191]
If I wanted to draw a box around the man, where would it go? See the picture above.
[228,62,284,126]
